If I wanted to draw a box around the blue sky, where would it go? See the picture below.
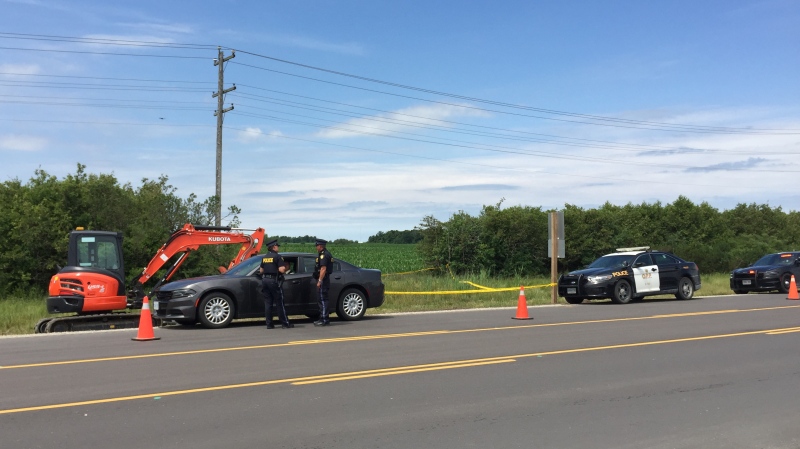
[1,0,799,241]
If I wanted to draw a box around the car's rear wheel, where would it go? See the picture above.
[611,280,633,304]
[564,297,584,304]
[198,293,235,329]
[675,277,695,300]
[733,289,748,294]
[779,273,793,294]
[337,288,366,321]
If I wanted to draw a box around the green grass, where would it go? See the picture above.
[0,272,743,335]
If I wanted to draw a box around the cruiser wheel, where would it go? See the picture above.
[337,288,366,321]
[675,277,695,300]
[198,293,235,329]
[611,280,633,304]
[779,273,793,294]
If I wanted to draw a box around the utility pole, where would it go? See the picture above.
[212,46,236,226]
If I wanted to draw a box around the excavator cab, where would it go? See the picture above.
[47,230,129,315]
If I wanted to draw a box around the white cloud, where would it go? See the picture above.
[0,135,47,152]
[234,127,283,144]
[0,63,41,75]
[112,23,195,35]
[316,103,491,139]
[254,34,365,55]
[81,33,176,47]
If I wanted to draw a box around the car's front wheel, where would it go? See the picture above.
[337,288,366,321]
[564,297,584,304]
[611,280,633,304]
[675,277,695,300]
[198,293,235,329]
[779,273,793,294]
[733,289,748,294]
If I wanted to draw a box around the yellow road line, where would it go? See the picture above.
[3,304,800,370]
[766,327,800,335]
[1,326,795,415]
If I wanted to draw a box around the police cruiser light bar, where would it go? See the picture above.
[615,246,650,252]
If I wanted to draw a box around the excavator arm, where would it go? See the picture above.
[128,224,265,306]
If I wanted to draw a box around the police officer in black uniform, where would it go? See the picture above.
[259,239,293,329]
[313,238,333,326]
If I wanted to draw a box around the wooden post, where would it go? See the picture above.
[551,212,558,304]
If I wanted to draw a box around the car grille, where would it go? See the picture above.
[155,291,174,300]
[560,274,582,294]
[731,271,764,287]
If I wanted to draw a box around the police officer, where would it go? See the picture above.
[313,238,333,326]
[259,239,293,329]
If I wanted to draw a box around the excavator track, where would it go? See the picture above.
[34,314,143,333]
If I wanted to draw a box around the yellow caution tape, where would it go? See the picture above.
[385,283,556,295]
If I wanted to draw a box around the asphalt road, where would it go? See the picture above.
[3,293,800,449]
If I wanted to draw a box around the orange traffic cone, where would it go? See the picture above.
[512,286,533,320]
[132,296,161,341]
[787,275,799,300]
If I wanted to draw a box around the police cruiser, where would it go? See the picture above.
[558,247,701,304]
[730,251,800,294]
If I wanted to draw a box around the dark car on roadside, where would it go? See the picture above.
[557,247,701,304]
[730,252,800,294]
[152,252,384,328]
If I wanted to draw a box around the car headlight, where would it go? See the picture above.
[586,274,613,283]
[168,288,196,299]
[763,270,779,279]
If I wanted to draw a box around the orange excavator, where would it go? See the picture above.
[36,223,265,333]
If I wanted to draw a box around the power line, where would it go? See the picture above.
[229,110,799,173]
[0,46,209,59]
[0,72,213,84]
[0,32,216,50]
[0,117,211,128]
[0,78,210,92]
[230,51,800,135]
[222,124,737,188]
[234,83,686,152]
[231,90,796,156]
[0,94,208,105]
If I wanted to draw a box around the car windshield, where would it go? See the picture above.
[752,253,797,267]
[224,256,261,276]
[587,254,635,269]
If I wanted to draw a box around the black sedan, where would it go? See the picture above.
[730,252,800,294]
[152,252,385,328]
[558,247,701,304]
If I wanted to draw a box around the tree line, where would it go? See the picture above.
[0,165,403,295]
[367,229,423,244]
[0,164,244,294]
[3,166,799,294]
[417,197,800,277]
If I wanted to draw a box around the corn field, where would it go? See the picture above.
[281,243,425,274]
